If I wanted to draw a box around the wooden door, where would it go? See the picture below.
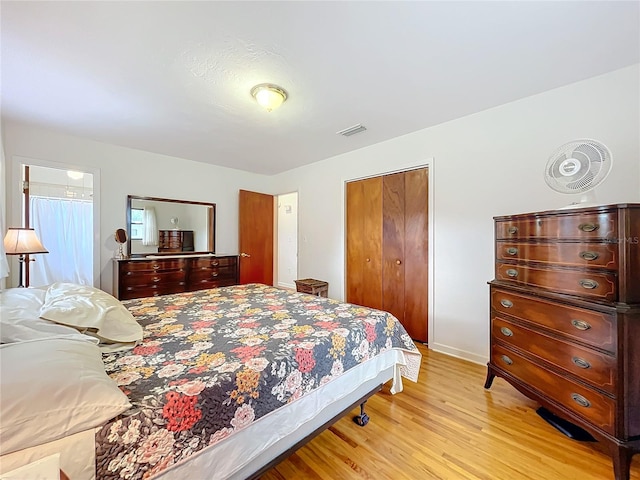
[382,173,406,324]
[346,177,383,309]
[404,168,429,343]
[239,190,274,285]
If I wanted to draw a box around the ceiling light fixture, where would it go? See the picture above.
[67,170,84,180]
[250,83,288,112]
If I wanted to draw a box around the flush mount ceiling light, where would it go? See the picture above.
[67,170,84,180]
[250,83,288,112]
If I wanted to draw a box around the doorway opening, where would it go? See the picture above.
[14,157,101,287]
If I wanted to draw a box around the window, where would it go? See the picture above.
[130,208,144,240]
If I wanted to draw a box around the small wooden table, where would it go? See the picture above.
[294,278,329,297]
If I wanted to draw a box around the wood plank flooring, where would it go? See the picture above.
[260,344,640,480]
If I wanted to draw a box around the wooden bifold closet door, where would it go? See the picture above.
[346,168,428,343]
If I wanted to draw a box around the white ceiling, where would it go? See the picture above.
[2,1,638,175]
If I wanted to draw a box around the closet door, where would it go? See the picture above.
[382,172,406,323]
[346,177,383,309]
[404,168,428,342]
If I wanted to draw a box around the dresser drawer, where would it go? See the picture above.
[189,265,237,282]
[496,242,617,269]
[190,256,237,268]
[120,270,187,287]
[492,317,616,394]
[119,259,187,273]
[491,287,616,352]
[188,277,237,291]
[495,263,617,301]
[120,282,187,300]
[491,344,615,435]
[496,212,617,240]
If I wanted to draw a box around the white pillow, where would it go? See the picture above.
[39,283,143,344]
[0,288,98,344]
[0,338,131,455]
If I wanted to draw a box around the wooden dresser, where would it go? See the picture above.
[158,230,194,253]
[485,204,640,480]
[113,254,239,300]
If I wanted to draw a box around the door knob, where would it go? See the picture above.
[240,253,251,258]
[396,259,402,265]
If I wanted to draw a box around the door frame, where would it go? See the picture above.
[343,158,435,346]
[275,191,299,290]
[10,155,101,288]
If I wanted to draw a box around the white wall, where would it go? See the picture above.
[2,65,638,365]
[265,64,640,363]
[276,192,298,289]
[2,124,266,292]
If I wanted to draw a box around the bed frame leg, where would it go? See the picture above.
[353,400,370,427]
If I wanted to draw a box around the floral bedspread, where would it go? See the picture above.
[95,284,420,480]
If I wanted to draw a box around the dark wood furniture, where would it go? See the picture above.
[158,230,194,252]
[346,167,429,342]
[113,254,239,300]
[485,203,640,480]
[294,278,329,297]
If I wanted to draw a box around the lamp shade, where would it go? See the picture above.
[3,228,48,255]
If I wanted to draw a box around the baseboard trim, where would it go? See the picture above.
[431,342,487,366]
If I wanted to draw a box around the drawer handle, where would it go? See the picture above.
[152,277,160,283]
[578,223,599,233]
[572,357,591,369]
[500,299,513,308]
[501,355,513,365]
[212,261,219,266]
[571,393,591,408]
[579,279,599,290]
[507,226,518,234]
[152,265,160,270]
[579,251,600,261]
[506,269,518,278]
[571,319,592,331]
[500,327,513,337]
[506,247,518,256]
[211,272,219,277]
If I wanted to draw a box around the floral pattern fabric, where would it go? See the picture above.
[95,284,420,480]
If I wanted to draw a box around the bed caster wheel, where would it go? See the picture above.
[353,413,369,426]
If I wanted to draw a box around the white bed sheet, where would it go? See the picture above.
[0,426,97,480]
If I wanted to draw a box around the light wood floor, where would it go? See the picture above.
[260,343,640,480]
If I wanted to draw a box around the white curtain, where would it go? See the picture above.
[29,196,93,286]
[142,207,158,246]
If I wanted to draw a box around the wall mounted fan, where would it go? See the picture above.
[544,139,613,208]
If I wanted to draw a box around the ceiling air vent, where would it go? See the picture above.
[336,124,367,137]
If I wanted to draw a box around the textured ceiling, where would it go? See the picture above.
[1,1,638,175]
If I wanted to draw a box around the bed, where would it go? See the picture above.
[0,283,421,480]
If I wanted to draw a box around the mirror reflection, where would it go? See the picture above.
[127,195,215,257]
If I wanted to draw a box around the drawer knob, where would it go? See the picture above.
[571,319,592,331]
[152,277,160,283]
[507,226,518,234]
[506,269,518,278]
[571,393,591,408]
[501,355,513,365]
[500,299,513,308]
[579,251,600,261]
[572,357,591,369]
[211,272,219,277]
[212,261,219,266]
[579,279,599,290]
[500,327,513,337]
[578,223,599,233]
[153,265,160,270]
[506,247,518,256]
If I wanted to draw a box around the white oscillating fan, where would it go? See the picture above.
[544,139,613,208]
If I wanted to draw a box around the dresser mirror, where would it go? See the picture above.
[126,195,216,257]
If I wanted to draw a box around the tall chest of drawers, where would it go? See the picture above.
[485,204,640,480]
